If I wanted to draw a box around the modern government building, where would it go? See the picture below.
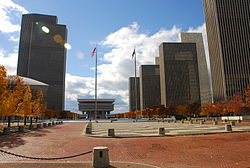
[203,0,250,102]
[17,14,67,113]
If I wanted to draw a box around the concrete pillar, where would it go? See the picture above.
[92,147,110,168]
[108,129,115,137]
[159,128,165,136]
[225,124,232,131]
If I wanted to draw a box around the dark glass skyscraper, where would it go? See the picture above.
[159,43,201,106]
[128,77,140,112]
[139,65,161,110]
[17,13,67,112]
[203,0,250,102]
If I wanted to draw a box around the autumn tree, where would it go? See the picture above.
[224,92,243,115]
[176,105,188,116]
[201,103,216,116]
[0,66,8,117]
[186,102,201,117]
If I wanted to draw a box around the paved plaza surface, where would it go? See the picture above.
[90,121,250,137]
[0,122,250,167]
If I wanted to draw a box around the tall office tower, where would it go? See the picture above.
[17,14,67,112]
[128,77,140,112]
[181,32,212,105]
[139,65,161,110]
[203,0,250,102]
[159,43,201,106]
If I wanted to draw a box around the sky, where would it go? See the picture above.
[0,0,209,114]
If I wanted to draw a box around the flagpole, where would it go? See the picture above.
[134,49,138,121]
[95,45,98,121]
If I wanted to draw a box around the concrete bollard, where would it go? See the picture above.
[3,127,10,135]
[213,121,218,125]
[108,129,115,137]
[43,123,47,127]
[18,126,24,133]
[86,127,92,134]
[200,121,204,125]
[225,124,232,131]
[159,128,165,136]
[230,121,235,126]
[92,146,110,168]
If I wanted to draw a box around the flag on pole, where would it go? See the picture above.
[132,49,136,59]
[91,47,96,56]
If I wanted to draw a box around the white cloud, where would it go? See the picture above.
[9,35,19,42]
[0,49,18,75]
[0,0,27,75]
[0,0,28,33]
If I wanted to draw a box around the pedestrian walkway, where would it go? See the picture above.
[90,121,250,137]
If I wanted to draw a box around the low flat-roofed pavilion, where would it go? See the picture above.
[78,99,115,119]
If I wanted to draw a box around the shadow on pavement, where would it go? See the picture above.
[0,129,51,149]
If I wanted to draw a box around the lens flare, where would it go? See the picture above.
[41,26,50,34]
[53,34,63,43]
[64,43,71,50]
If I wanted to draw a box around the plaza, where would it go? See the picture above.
[0,121,250,167]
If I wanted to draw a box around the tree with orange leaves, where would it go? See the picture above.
[201,103,217,116]
[244,85,250,109]
[224,92,243,115]
[0,65,8,117]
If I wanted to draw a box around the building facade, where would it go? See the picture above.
[129,77,140,112]
[159,43,201,106]
[78,99,115,119]
[181,32,212,105]
[203,0,250,102]
[139,65,161,110]
[17,13,67,112]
